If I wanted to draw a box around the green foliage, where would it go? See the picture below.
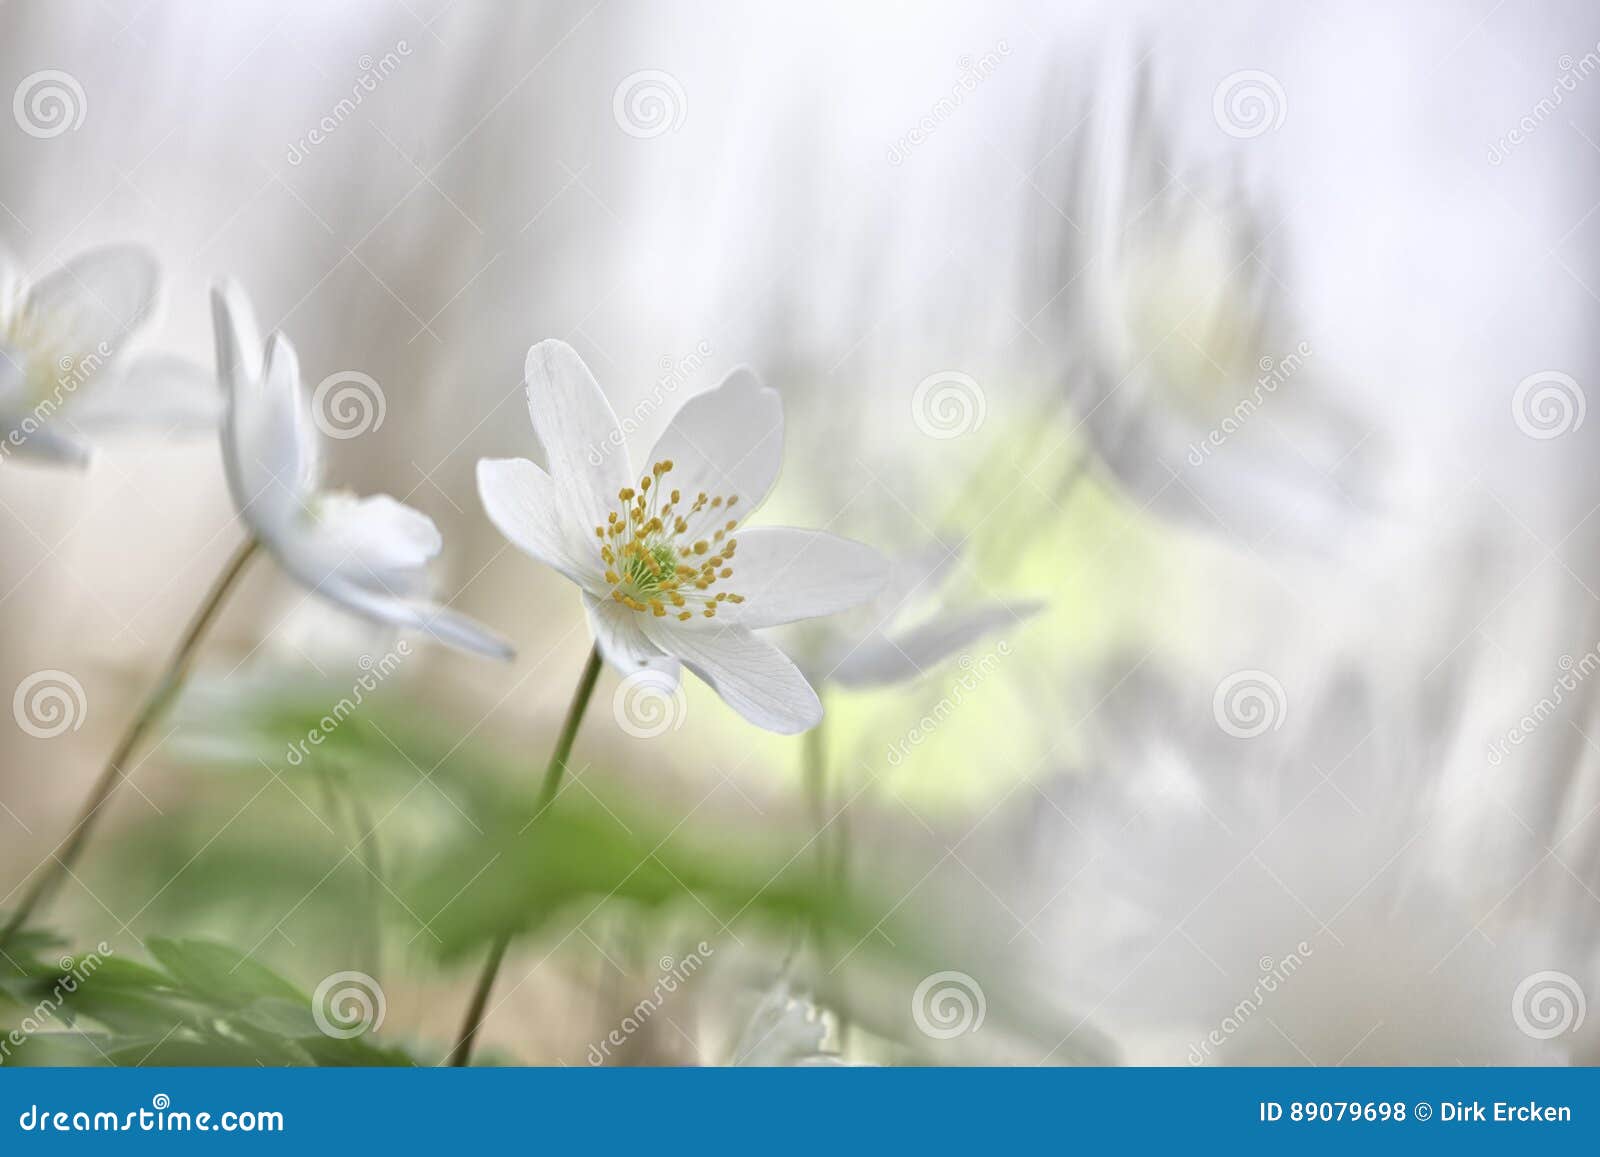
[0,934,412,1067]
[165,691,929,971]
[72,685,1111,1064]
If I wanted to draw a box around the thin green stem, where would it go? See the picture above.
[801,707,852,1048]
[801,715,828,961]
[446,643,603,1067]
[314,758,385,981]
[345,780,385,982]
[802,714,829,856]
[803,710,833,907]
[0,536,260,952]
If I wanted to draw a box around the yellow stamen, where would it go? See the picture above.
[592,460,745,618]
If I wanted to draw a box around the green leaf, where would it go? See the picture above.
[0,928,68,975]
[0,1031,122,1067]
[104,1034,306,1067]
[41,990,189,1037]
[146,939,306,1008]
[233,997,318,1038]
[295,1032,415,1067]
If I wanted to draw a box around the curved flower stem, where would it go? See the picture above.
[447,642,603,1067]
[0,536,260,952]
[801,712,830,901]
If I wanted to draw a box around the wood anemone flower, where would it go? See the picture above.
[0,244,218,464]
[212,280,512,660]
[477,340,888,733]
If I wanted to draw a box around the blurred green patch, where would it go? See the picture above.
[55,685,1111,1063]
[0,933,411,1067]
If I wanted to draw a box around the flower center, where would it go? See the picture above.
[0,315,109,407]
[594,459,744,621]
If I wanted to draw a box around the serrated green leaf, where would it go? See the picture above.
[146,939,306,1008]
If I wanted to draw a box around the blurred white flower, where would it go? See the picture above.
[0,243,217,465]
[791,542,1041,688]
[477,340,888,733]
[1045,63,1373,549]
[726,981,847,1066]
[211,281,512,660]
[1017,659,1598,1065]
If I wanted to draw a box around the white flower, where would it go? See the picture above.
[1047,63,1372,548]
[790,542,1041,688]
[1019,660,1591,1065]
[211,281,512,660]
[477,340,889,733]
[726,981,848,1066]
[0,244,218,465]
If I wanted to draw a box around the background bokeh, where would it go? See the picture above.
[1,0,1599,1065]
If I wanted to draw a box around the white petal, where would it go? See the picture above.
[1154,421,1370,551]
[730,983,840,1066]
[584,593,678,675]
[476,456,596,587]
[295,491,442,588]
[523,339,631,539]
[266,481,510,661]
[647,366,783,538]
[832,601,1043,688]
[211,279,263,390]
[717,527,888,629]
[258,332,321,496]
[213,282,289,529]
[878,543,961,620]
[228,331,319,533]
[0,425,92,468]
[319,574,514,661]
[24,244,160,363]
[640,619,820,734]
[64,354,220,434]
